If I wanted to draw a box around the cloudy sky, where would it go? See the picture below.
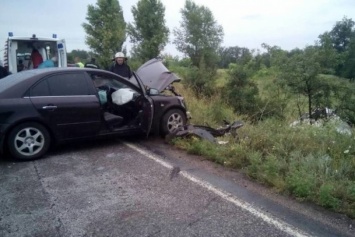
[1,0,355,59]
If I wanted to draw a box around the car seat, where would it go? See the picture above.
[103,112,123,130]
[96,84,124,129]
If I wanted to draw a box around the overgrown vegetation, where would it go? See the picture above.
[162,15,355,217]
[170,72,355,217]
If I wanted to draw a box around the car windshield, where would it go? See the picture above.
[0,71,37,93]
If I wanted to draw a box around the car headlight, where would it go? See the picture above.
[177,96,186,108]
[177,97,191,119]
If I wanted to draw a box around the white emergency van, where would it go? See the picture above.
[3,33,67,74]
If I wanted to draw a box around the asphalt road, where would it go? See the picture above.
[0,137,354,237]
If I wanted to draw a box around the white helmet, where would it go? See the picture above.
[115,52,125,58]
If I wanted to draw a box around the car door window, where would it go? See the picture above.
[31,79,50,96]
[47,73,90,96]
[88,72,130,90]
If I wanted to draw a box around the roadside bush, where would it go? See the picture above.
[347,182,355,202]
[245,150,263,179]
[222,143,251,169]
[183,66,217,97]
[260,154,287,189]
[285,151,321,198]
[174,83,235,126]
[224,64,259,117]
[286,168,317,199]
[318,183,340,209]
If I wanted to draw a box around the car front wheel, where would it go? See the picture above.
[8,122,50,160]
[161,109,187,135]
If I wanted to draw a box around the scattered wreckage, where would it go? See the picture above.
[290,107,352,135]
[167,106,353,144]
[166,120,244,144]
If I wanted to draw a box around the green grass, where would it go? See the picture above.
[215,69,228,88]
[171,67,355,218]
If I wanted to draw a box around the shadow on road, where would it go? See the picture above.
[0,134,162,164]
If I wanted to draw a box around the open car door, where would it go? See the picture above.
[140,95,154,136]
[90,71,154,136]
[57,39,67,67]
[130,72,154,136]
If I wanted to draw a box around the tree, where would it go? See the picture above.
[336,79,355,125]
[82,0,126,69]
[173,0,224,68]
[261,43,288,69]
[342,36,355,79]
[67,50,90,63]
[316,32,339,74]
[218,46,252,68]
[328,16,355,53]
[224,63,259,117]
[127,0,169,62]
[281,46,325,120]
[318,16,355,77]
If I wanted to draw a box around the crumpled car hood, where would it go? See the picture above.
[134,58,180,92]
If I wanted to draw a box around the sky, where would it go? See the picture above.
[1,0,355,60]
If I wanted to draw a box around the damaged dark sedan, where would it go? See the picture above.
[0,59,188,160]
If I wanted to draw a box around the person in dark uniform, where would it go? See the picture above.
[84,58,99,69]
[109,52,132,79]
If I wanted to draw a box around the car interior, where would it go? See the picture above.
[90,74,145,130]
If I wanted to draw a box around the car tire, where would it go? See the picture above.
[8,122,50,160]
[161,109,187,136]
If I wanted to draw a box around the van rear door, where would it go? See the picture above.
[7,39,18,74]
[57,39,67,67]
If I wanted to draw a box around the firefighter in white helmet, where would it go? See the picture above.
[109,52,132,79]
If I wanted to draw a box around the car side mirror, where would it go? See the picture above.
[147,88,160,95]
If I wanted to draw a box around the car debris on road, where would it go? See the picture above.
[166,120,243,143]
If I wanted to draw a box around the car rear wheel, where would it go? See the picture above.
[8,122,50,160]
[161,109,187,135]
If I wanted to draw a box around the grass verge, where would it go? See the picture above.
[172,81,355,218]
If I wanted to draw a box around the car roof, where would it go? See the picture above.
[0,68,113,98]
[16,67,106,74]
[0,68,142,99]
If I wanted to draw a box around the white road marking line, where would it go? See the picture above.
[124,142,312,237]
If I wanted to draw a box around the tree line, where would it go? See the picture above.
[77,0,223,70]
[218,17,355,124]
[76,0,355,124]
